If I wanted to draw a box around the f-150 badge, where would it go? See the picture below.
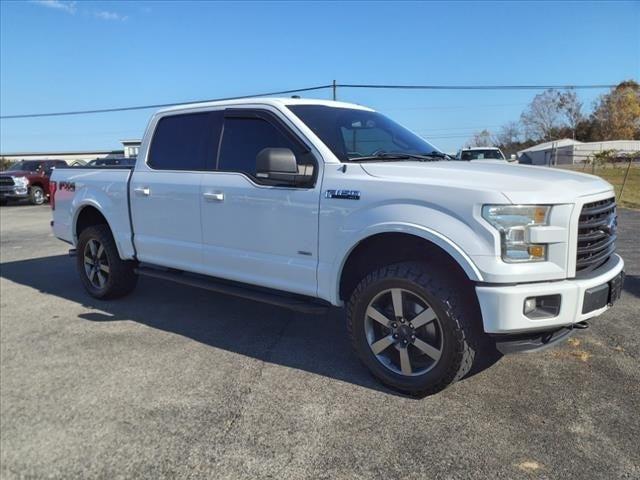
[325,189,360,200]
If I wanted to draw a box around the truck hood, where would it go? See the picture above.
[1,170,32,177]
[359,161,614,204]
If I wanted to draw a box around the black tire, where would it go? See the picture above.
[76,225,138,299]
[347,261,490,396]
[29,186,45,205]
[0,198,8,206]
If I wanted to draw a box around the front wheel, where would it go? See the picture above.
[76,225,138,299]
[29,186,45,205]
[347,262,487,396]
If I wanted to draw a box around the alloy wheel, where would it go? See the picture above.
[364,288,443,376]
[83,239,110,289]
[33,189,44,204]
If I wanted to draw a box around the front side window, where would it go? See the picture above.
[148,111,223,170]
[288,105,440,162]
[217,117,301,176]
[7,160,42,172]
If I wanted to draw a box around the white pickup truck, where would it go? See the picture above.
[50,98,625,395]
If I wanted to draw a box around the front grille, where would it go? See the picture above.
[0,176,14,187]
[576,197,617,275]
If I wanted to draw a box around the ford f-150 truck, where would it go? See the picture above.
[50,98,625,395]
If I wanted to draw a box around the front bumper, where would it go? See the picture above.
[476,254,624,334]
[0,186,29,199]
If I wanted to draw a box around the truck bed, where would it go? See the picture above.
[51,166,136,259]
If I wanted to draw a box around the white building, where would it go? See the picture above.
[518,139,640,165]
[121,139,141,158]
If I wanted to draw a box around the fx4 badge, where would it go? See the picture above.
[325,189,361,200]
[59,181,75,192]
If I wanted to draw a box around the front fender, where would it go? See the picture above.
[319,216,485,305]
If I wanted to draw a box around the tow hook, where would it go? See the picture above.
[572,321,589,330]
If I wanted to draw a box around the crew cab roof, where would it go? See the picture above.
[156,97,374,115]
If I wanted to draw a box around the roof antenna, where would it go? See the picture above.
[291,95,301,99]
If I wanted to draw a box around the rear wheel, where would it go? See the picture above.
[347,262,488,396]
[29,186,45,205]
[76,225,138,299]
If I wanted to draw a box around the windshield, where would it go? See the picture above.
[6,160,43,172]
[459,149,504,161]
[288,105,442,162]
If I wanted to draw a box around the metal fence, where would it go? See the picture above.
[552,158,639,209]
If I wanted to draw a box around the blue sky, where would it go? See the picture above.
[1,0,638,153]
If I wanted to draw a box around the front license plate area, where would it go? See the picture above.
[608,271,624,304]
[581,271,625,314]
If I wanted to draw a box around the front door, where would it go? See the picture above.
[200,109,321,297]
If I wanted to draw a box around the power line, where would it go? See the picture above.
[0,84,332,120]
[0,81,618,120]
[380,103,529,111]
[337,83,617,91]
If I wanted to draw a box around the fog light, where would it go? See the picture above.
[524,297,537,315]
[523,295,561,319]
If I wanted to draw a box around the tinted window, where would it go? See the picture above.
[149,111,223,170]
[218,117,300,176]
[460,149,504,161]
[7,160,42,172]
[288,105,440,162]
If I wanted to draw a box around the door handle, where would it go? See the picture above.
[134,187,150,196]
[203,191,224,202]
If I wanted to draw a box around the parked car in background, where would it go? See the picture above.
[456,147,507,162]
[85,158,137,167]
[0,159,67,205]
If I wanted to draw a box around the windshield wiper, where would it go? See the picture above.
[348,152,442,162]
[423,151,452,160]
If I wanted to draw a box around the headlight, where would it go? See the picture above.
[482,205,551,262]
[12,176,29,187]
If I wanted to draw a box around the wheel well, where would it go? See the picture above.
[29,183,43,189]
[339,233,473,301]
[75,206,109,238]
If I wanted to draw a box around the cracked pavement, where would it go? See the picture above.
[1,205,639,479]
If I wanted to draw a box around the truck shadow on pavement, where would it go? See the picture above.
[1,254,502,397]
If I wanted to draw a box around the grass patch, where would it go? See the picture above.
[555,163,640,209]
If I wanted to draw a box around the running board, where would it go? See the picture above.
[134,266,330,315]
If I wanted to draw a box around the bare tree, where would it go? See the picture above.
[465,129,494,147]
[558,90,583,139]
[520,89,563,141]
[495,121,521,146]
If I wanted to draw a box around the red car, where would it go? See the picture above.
[0,160,68,205]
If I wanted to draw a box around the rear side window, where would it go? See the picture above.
[148,111,223,170]
[218,117,300,176]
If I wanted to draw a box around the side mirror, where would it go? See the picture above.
[510,154,517,162]
[256,148,312,185]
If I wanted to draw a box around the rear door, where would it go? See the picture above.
[130,111,223,272]
[199,108,321,297]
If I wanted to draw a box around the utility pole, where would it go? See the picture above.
[332,80,337,101]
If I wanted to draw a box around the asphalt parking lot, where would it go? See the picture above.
[1,205,638,479]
